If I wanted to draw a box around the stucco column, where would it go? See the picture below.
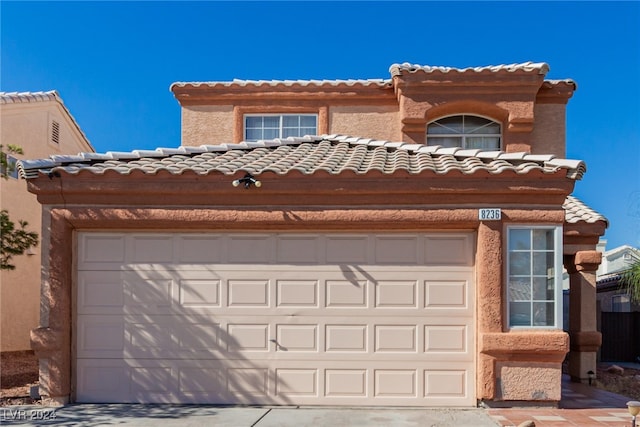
[30,209,72,405]
[565,250,602,383]
[476,222,503,400]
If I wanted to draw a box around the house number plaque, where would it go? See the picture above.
[479,208,501,221]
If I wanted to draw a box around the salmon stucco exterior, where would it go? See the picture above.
[0,91,94,353]
[19,62,607,407]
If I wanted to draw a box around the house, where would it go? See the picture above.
[598,273,639,313]
[18,62,608,407]
[0,91,94,353]
[596,242,639,313]
[596,243,640,279]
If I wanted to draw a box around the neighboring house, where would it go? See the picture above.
[562,241,639,328]
[596,243,639,312]
[19,62,608,407]
[596,243,640,278]
[597,273,640,313]
[0,91,94,352]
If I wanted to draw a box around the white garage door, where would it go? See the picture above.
[76,232,476,406]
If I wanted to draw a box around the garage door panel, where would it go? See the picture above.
[77,359,474,405]
[77,232,476,406]
[325,236,369,263]
[275,324,318,352]
[77,317,125,357]
[424,370,468,397]
[77,234,127,270]
[375,280,418,308]
[424,234,474,266]
[176,235,225,264]
[77,271,124,314]
[374,236,420,264]
[79,315,473,362]
[424,279,468,309]
[276,280,318,307]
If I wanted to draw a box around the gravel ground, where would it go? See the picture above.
[596,363,640,400]
[1,351,39,406]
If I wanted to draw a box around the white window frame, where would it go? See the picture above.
[244,114,318,141]
[426,114,502,150]
[506,225,563,329]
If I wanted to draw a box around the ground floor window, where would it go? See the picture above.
[507,226,562,328]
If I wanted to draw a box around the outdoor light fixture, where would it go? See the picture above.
[628,401,640,427]
[587,370,595,386]
[232,173,262,189]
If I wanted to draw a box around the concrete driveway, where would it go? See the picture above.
[1,405,499,426]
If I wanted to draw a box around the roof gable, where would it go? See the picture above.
[0,90,94,152]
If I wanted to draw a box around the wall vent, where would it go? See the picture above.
[51,120,60,144]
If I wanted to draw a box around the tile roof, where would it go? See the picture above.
[171,63,575,91]
[18,134,604,225]
[389,62,550,76]
[0,91,94,151]
[18,134,587,181]
[563,196,608,225]
[0,91,62,104]
[170,79,391,90]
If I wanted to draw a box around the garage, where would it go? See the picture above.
[75,231,476,406]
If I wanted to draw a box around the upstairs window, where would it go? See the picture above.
[427,115,501,150]
[244,114,317,141]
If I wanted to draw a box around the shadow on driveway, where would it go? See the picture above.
[0,405,498,426]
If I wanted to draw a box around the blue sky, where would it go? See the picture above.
[2,1,639,250]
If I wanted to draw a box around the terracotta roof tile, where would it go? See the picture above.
[0,91,62,104]
[563,196,608,225]
[18,134,603,225]
[389,62,550,76]
[19,134,587,181]
[170,79,391,91]
[171,63,572,90]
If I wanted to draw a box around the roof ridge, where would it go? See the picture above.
[0,90,61,104]
[389,62,550,77]
[170,79,392,90]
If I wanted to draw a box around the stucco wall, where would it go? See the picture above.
[0,102,91,351]
[181,105,234,146]
[329,106,400,141]
[531,104,566,157]
[496,362,562,401]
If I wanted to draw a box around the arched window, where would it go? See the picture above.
[426,115,501,150]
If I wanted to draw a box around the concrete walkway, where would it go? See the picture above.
[0,405,498,426]
[488,374,637,426]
